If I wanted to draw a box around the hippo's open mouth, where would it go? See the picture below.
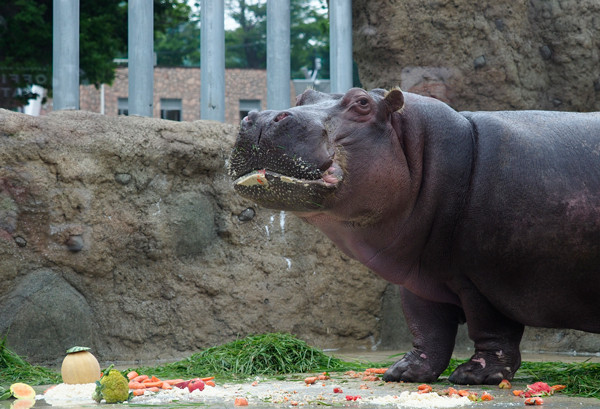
[231,163,343,211]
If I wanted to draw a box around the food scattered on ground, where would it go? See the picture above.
[43,382,97,406]
[60,346,101,385]
[499,379,512,389]
[524,396,544,405]
[512,381,566,398]
[152,333,346,378]
[36,368,578,408]
[8,383,36,400]
[92,367,130,403]
[368,391,472,408]
[303,376,317,385]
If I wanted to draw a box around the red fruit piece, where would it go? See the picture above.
[174,380,191,389]
[188,380,205,392]
[333,387,343,393]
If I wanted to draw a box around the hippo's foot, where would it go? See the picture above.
[448,349,521,385]
[383,350,445,383]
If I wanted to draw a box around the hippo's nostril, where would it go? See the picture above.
[274,112,290,122]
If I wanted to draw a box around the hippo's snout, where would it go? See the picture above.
[229,106,342,211]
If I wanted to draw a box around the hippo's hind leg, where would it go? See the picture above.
[448,278,524,385]
[383,287,464,383]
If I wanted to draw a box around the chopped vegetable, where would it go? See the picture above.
[417,384,433,394]
[524,397,544,405]
[304,376,317,385]
[234,397,249,406]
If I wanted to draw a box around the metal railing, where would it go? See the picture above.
[52,0,352,120]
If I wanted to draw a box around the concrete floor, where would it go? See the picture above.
[2,350,599,409]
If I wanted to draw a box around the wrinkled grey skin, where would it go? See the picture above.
[229,87,600,385]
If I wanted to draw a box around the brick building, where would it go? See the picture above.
[78,67,295,125]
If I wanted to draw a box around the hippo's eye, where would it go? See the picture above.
[358,98,369,106]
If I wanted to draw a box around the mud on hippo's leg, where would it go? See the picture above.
[383,287,464,383]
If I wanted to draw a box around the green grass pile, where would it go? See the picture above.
[517,361,600,399]
[0,336,61,386]
[137,333,348,379]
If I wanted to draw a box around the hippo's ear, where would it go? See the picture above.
[383,88,404,114]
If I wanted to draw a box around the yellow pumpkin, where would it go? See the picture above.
[61,346,101,384]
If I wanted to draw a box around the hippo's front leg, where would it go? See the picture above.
[448,277,524,385]
[383,287,464,383]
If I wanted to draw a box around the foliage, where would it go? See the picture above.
[517,360,600,399]
[0,0,191,100]
[0,336,61,387]
[224,0,329,79]
[132,333,347,380]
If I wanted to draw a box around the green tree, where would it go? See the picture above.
[223,0,329,79]
[0,0,190,107]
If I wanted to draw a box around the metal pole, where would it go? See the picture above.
[267,0,290,110]
[329,0,353,93]
[128,0,154,117]
[52,0,79,110]
[201,0,225,121]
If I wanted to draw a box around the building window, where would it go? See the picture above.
[118,97,128,116]
[160,98,182,121]
[239,99,261,120]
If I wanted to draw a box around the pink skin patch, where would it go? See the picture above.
[472,357,486,368]
[420,353,427,359]
[321,165,343,185]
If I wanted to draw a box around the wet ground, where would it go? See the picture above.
[3,350,599,409]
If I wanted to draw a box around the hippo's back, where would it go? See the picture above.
[454,110,600,332]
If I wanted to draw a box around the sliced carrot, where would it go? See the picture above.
[457,389,470,397]
[205,381,216,387]
[234,397,249,406]
[150,376,161,383]
[127,371,139,380]
[161,382,173,390]
[417,384,433,394]
[146,387,160,393]
[141,381,163,388]
[133,375,149,383]
[481,392,494,401]
[551,384,566,392]
[304,376,318,385]
[164,379,186,385]
[200,376,215,382]
[128,381,146,390]
[132,389,145,396]
[365,368,388,374]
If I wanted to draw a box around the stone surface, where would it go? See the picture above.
[0,109,387,364]
[353,0,600,112]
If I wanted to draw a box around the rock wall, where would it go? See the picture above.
[0,110,389,365]
[353,0,600,112]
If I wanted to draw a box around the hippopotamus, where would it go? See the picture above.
[228,87,600,385]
